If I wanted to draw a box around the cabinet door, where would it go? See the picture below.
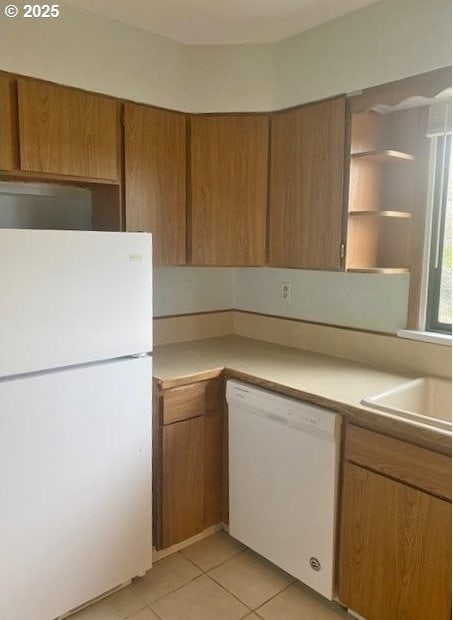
[190,114,268,266]
[338,462,451,620]
[0,74,18,170]
[124,104,186,265]
[204,413,224,528]
[162,417,205,548]
[269,97,346,269]
[17,79,119,180]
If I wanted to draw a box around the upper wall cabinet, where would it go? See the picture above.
[190,114,268,266]
[0,74,19,171]
[124,103,186,265]
[269,97,347,270]
[17,79,120,181]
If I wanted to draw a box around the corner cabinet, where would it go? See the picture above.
[338,424,452,620]
[153,378,225,550]
[190,114,268,266]
[124,103,187,265]
[17,79,120,181]
[269,97,347,270]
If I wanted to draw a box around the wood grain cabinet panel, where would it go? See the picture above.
[344,424,451,500]
[162,417,205,548]
[338,463,452,620]
[162,379,224,425]
[155,379,226,549]
[124,103,186,265]
[204,413,224,528]
[17,79,119,180]
[269,97,347,270]
[190,114,268,266]
[0,74,18,170]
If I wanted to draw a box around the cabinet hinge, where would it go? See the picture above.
[340,243,346,259]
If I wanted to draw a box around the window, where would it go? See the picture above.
[426,133,452,333]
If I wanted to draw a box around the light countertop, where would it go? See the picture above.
[153,335,451,453]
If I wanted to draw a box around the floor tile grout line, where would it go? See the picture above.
[252,580,295,615]
[133,539,246,611]
[121,600,149,620]
[206,546,248,572]
[137,556,204,608]
[143,552,253,615]
[145,602,164,620]
[203,548,297,613]
[180,540,247,573]
[203,572,255,613]
[196,546,247,573]
[175,537,297,614]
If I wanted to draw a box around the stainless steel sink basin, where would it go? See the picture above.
[362,377,452,430]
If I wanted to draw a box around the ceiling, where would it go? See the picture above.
[64,0,380,45]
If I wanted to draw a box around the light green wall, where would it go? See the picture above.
[154,267,410,333]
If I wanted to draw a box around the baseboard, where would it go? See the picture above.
[152,523,223,561]
[58,580,132,619]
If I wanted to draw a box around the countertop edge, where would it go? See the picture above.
[154,365,451,455]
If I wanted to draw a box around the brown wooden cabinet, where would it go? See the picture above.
[0,74,18,171]
[154,378,225,549]
[190,114,268,266]
[338,425,452,619]
[269,97,347,270]
[17,79,120,181]
[161,416,205,548]
[124,103,186,265]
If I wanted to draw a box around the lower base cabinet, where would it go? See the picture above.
[338,425,452,620]
[154,378,225,550]
[162,417,205,548]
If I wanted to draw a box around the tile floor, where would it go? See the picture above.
[70,531,351,620]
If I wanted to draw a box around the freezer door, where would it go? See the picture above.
[0,356,152,620]
[0,229,152,377]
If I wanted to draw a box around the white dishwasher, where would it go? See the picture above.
[227,380,341,600]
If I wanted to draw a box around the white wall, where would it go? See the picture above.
[1,0,450,112]
[0,1,188,110]
[183,44,275,112]
[2,0,450,333]
[273,0,451,108]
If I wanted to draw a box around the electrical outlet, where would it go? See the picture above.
[281,281,291,303]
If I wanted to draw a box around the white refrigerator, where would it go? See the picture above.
[0,229,153,620]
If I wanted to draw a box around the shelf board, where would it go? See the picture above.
[351,149,415,163]
[349,210,412,219]
[0,169,121,187]
[347,267,410,274]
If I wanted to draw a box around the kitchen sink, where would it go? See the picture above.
[362,377,452,430]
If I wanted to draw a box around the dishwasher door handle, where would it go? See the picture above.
[263,412,289,426]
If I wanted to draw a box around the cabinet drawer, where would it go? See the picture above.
[162,380,224,425]
[344,424,451,500]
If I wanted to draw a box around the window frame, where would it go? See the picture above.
[425,133,452,334]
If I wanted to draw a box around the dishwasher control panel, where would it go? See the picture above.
[226,380,340,439]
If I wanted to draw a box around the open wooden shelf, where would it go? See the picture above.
[351,149,415,163]
[347,267,410,274]
[349,210,412,219]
